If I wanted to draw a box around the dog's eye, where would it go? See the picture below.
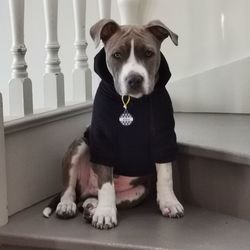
[113,52,122,59]
[145,50,154,57]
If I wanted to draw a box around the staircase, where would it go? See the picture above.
[1,0,250,249]
[1,113,250,250]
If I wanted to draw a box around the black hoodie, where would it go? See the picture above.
[85,48,177,177]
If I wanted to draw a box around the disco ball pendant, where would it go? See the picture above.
[119,109,134,126]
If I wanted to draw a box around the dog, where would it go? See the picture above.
[43,19,184,230]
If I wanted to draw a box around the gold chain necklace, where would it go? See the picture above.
[119,95,134,126]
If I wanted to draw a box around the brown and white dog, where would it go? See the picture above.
[43,19,184,230]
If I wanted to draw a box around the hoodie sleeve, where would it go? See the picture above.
[150,87,178,163]
[88,83,117,167]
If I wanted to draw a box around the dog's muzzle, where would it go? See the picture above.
[125,72,144,92]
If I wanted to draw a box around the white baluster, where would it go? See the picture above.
[9,0,33,116]
[43,0,65,108]
[98,0,111,19]
[0,93,8,226]
[117,0,143,25]
[72,0,92,102]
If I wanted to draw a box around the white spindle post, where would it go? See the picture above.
[98,0,111,19]
[43,0,65,108]
[72,0,92,102]
[117,0,143,25]
[9,0,33,116]
[0,93,8,226]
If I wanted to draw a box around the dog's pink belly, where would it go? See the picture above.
[77,163,141,197]
[114,176,139,192]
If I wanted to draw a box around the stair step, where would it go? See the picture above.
[175,113,250,165]
[174,113,250,221]
[1,199,250,250]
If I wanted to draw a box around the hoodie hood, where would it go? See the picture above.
[94,48,172,90]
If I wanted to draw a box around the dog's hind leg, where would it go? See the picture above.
[116,185,148,209]
[82,197,98,223]
[81,187,147,223]
[115,176,150,209]
[56,138,87,219]
[81,178,149,223]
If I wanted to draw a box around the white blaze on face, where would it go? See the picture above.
[119,39,149,97]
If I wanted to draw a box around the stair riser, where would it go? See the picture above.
[178,153,250,220]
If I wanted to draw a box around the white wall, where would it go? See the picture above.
[0,0,250,116]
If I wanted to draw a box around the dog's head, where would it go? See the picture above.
[90,19,178,98]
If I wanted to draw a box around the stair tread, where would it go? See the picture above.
[175,113,250,165]
[1,199,250,250]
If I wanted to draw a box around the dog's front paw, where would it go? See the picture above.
[158,196,184,218]
[92,205,117,230]
[56,201,77,219]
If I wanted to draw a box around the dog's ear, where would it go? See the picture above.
[90,19,120,48]
[145,20,178,46]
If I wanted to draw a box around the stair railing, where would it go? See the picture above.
[7,0,144,118]
[8,0,93,118]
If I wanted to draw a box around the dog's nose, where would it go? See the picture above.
[126,73,143,90]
